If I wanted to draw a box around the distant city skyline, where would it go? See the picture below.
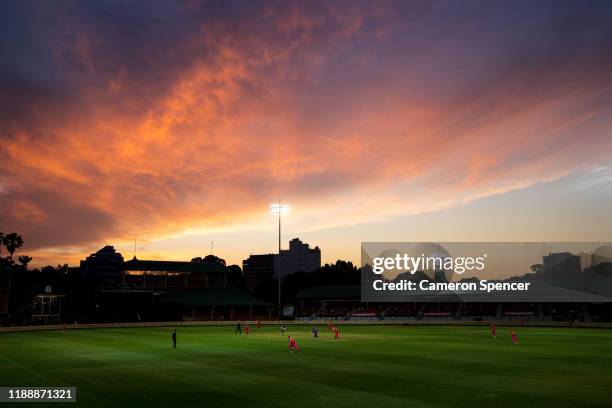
[1,1,612,268]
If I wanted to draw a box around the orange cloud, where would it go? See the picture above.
[2,1,612,266]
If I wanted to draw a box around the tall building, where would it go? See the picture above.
[242,254,275,294]
[242,239,321,300]
[274,238,321,278]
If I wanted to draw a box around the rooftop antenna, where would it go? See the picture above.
[210,240,214,255]
[134,238,137,259]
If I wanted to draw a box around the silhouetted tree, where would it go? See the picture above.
[2,232,24,262]
[41,265,56,274]
[56,264,69,274]
[18,255,32,269]
[227,264,246,288]
[191,254,226,266]
[530,264,544,275]
[314,260,360,285]
[284,271,314,301]
[204,254,226,266]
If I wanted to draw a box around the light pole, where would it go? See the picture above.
[270,203,289,316]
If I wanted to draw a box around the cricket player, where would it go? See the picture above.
[288,336,301,352]
[491,323,497,338]
[333,327,340,341]
[235,322,242,335]
[171,329,177,349]
[511,330,519,344]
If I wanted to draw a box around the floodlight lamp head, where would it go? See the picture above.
[270,203,290,215]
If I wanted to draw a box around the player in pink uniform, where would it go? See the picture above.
[491,323,496,338]
[288,336,301,352]
[511,330,519,344]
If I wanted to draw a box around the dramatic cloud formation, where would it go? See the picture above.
[1,0,612,265]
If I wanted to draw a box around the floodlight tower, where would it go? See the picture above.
[270,203,290,315]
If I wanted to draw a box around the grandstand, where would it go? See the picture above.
[157,288,271,321]
[293,285,612,323]
[4,251,612,326]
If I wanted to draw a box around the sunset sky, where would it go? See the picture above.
[1,0,612,268]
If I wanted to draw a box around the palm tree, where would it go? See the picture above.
[18,255,33,269]
[3,233,24,263]
[56,264,69,274]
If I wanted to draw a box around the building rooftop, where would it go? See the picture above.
[123,259,227,274]
[159,288,269,306]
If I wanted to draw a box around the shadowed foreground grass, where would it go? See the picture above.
[1,325,611,407]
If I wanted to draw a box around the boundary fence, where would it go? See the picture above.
[2,319,612,333]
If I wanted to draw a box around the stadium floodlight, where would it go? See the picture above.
[270,203,290,215]
[270,203,289,314]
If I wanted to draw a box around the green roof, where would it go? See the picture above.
[296,285,361,299]
[159,288,269,306]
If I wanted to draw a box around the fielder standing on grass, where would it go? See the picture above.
[172,329,177,349]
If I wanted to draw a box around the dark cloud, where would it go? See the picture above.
[0,187,118,249]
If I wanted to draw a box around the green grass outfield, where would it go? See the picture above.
[1,325,612,407]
